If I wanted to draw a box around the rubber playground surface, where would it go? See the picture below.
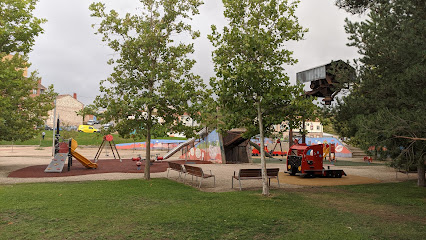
[8,159,211,178]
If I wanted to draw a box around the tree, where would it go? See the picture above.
[90,0,206,180]
[209,0,309,195]
[335,0,378,14]
[76,104,97,123]
[0,0,55,142]
[333,0,426,186]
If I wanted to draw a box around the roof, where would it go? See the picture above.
[38,83,46,90]
[57,94,84,105]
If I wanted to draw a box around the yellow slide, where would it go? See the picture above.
[323,145,330,161]
[70,139,98,169]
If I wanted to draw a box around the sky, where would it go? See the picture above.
[28,0,365,106]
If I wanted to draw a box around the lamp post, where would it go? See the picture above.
[51,98,56,156]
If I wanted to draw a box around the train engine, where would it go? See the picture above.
[286,143,346,178]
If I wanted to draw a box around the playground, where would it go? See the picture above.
[0,144,417,191]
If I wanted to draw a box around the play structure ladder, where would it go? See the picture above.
[44,153,67,173]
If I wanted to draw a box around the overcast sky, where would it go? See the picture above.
[29,0,364,106]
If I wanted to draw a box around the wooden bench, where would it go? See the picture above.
[232,168,280,190]
[183,164,215,188]
[167,162,186,179]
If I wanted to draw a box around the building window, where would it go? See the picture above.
[317,126,320,130]
[33,89,37,94]
[40,89,45,94]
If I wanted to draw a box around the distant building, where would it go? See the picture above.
[274,119,324,139]
[179,113,198,127]
[29,79,47,97]
[46,93,84,127]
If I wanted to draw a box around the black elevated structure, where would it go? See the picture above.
[296,60,355,105]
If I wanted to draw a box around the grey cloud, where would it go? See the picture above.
[29,0,364,105]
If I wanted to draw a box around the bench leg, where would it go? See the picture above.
[277,176,280,187]
[213,176,215,188]
[232,177,234,189]
[239,179,242,191]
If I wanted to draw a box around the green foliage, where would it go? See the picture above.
[335,0,380,14]
[0,179,425,239]
[209,0,312,137]
[209,0,314,195]
[90,0,207,178]
[333,0,426,185]
[75,104,97,123]
[0,0,55,142]
[0,0,46,54]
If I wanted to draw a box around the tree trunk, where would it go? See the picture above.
[418,157,425,187]
[257,101,269,196]
[144,110,152,180]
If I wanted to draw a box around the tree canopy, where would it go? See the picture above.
[209,0,310,195]
[0,0,55,142]
[333,0,426,186]
[90,0,206,179]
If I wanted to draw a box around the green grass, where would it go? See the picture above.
[0,180,424,239]
[0,130,187,147]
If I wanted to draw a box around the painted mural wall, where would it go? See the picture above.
[299,137,352,158]
[116,139,185,150]
[179,130,223,163]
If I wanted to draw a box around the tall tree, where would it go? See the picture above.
[0,0,55,142]
[209,0,308,195]
[90,0,206,180]
[333,0,426,186]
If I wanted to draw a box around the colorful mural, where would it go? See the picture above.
[297,137,352,158]
[116,139,186,150]
[179,130,223,163]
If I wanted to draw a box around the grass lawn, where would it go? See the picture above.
[0,130,186,147]
[0,180,424,239]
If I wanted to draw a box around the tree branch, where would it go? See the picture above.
[393,136,426,141]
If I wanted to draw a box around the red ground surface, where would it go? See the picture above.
[8,159,211,178]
